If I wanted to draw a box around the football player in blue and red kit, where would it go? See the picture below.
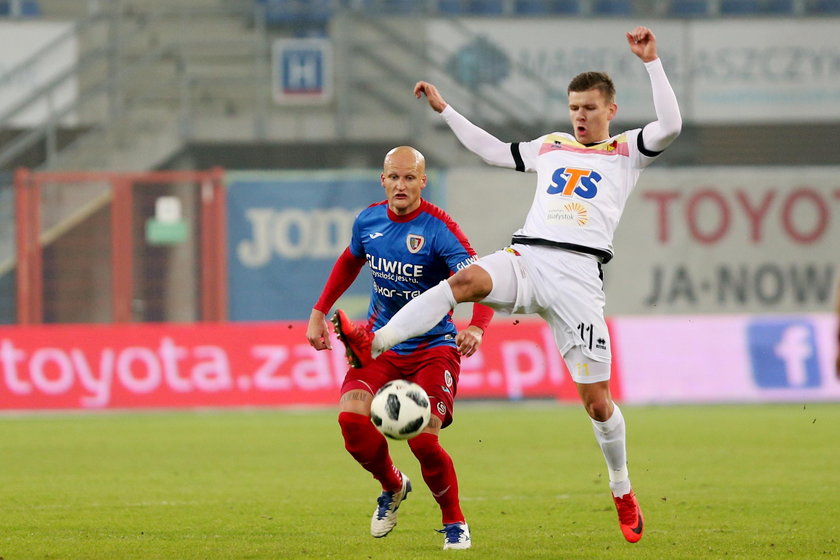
[306,146,493,550]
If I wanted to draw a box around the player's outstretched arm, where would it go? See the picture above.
[630,27,682,153]
[414,81,448,113]
[307,309,332,351]
[415,83,516,168]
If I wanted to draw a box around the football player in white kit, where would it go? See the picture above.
[332,26,681,543]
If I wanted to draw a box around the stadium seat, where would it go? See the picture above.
[810,0,840,12]
[592,0,632,15]
[439,0,505,14]
[720,0,759,13]
[256,0,333,25]
[763,0,794,13]
[514,0,581,14]
[437,0,465,13]
[378,0,425,14]
[669,0,710,16]
[514,0,545,12]
[0,0,41,17]
[470,0,505,14]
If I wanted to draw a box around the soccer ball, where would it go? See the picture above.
[370,380,431,440]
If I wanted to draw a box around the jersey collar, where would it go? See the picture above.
[584,138,611,147]
[387,199,427,223]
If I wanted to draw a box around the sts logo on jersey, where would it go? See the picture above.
[547,167,602,199]
[747,319,821,389]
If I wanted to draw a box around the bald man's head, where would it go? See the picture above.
[381,146,427,216]
[384,146,426,175]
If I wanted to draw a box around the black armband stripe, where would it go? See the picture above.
[637,130,663,158]
[510,143,525,172]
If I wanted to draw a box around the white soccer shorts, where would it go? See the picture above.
[473,243,611,383]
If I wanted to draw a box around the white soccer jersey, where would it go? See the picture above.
[511,128,656,259]
[439,58,681,263]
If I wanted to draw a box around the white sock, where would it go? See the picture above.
[591,404,631,497]
[372,280,457,357]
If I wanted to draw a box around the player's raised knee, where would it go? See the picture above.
[448,265,492,302]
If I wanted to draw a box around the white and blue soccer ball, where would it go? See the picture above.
[370,380,431,440]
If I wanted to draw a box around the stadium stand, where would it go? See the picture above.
[1,0,838,328]
[248,0,840,18]
[719,0,760,13]
[813,0,840,12]
[719,0,798,13]
[513,0,582,13]
[375,0,425,13]
[439,0,506,14]
[0,0,41,17]
[592,0,632,14]
[763,0,796,13]
[255,0,332,24]
[668,0,711,15]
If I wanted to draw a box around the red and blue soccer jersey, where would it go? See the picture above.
[349,199,478,354]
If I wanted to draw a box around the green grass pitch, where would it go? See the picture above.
[0,402,837,559]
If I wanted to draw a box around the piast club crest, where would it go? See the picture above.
[406,234,425,254]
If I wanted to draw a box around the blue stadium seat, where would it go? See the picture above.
[515,0,581,14]
[438,0,466,13]
[669,0,710,16]
[763,0,794,12]
[439,0,504,14]
[0,0,41,17]
[720,0,759,13]
[256,0,324,24]
[592,0,632,15]
[810,0,840,12]
[378,0,424,14]
[470,0,505,14]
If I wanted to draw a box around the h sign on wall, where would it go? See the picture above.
[272,38,333,104]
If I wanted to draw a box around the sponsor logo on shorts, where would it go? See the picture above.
[444,369,453,388]
[436,401,447,416]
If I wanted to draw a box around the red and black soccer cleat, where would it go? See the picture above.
[331,309,374,368]
[613,490,644,543]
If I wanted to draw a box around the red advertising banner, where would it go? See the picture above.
[0,320,621,411]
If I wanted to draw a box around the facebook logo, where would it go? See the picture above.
[282,48,324,93]
[747,319,820,389]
